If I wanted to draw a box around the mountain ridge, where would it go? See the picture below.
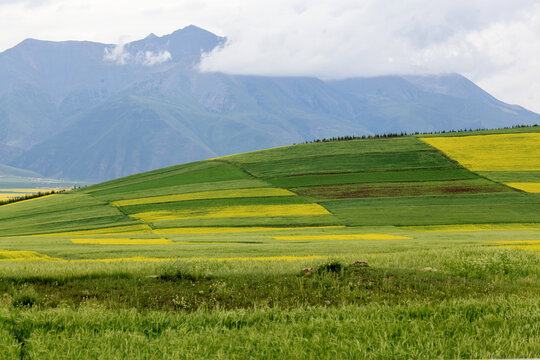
[1,26,538,182]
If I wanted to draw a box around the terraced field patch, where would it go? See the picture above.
[273,234,411,241]
[322,193,540,226]
[291,179,509,200]
[71,238,174,245]
[420,133,540,171]
[112,188,295,207]
[235,151,457,178]
[267,168,478,188]
[404,223,540,232]
[504,182,540,193]
[131,204,332,222]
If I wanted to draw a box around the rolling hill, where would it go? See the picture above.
[0,126,538,241]
[1,26,539,181]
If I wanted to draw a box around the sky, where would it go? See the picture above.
[1,0,539,112]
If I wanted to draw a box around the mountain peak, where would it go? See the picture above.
[144,33,158,40]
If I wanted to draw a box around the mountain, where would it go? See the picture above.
[1,26,539,182]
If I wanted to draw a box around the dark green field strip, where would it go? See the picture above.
[268,168,479,188]
[119,196,311,215]
[91,179,270,202]
[238,151,458,178]
[477,171,540,183]
[322,193,540,226]
[150,215,341,228]
[87,162,250,196]
[0,193,111,221]
[83,161,206,192]
[291,179,512,200]
[0,205,126,227]
[226,136,430,164]
[0,215,136,237]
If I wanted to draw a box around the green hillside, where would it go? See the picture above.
[0,127,538,359]
[0,127,538,239]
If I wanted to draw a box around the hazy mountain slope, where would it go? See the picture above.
[1,26,539,182]
[0,163,41,178]
[327,74,540,131]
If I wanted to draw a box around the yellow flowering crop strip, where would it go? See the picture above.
[420,133,540,171]
[74,255,332,262]
[0,251,335,262]
[0,194,56,206]
[153,225,345,234]
[486,240,540,244]
[0,194,20,201]
[69,238,243,245]
[485,239,540,252]
[0,249,62,262]
[402,223,540,232]
[132,204,331,222]
[273,234,411,241]
[493,244,540,252]
[504,182,540,193]
[70,238,173,245]
[112,188,295,207]
[0,188,60,193]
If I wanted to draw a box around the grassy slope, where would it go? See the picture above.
[0,129,538,236]
[0,127,538,359]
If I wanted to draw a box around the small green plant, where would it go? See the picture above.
[12,286,40,309]
[316,261,345,274]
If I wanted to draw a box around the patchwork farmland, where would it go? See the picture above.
[0,127,538,359]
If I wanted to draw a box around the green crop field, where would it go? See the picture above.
[0,127,538,359]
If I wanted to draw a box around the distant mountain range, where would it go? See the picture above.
[1,25,539,182]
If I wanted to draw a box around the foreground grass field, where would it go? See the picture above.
[0,126,538,359]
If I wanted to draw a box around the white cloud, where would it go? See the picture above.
[136,50,172,66]
[103,45,172,66]
[103,43,130,65]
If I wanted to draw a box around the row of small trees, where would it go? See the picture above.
[0,189,63,206]
[303,124,538,144]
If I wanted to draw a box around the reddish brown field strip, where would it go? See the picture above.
[291,179,511,200]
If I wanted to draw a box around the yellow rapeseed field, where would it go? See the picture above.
[0,249,61,261]
[71,238,173,245]
[504,182,540,193]
[74,255,332,262]
[176,255,330,261]
[112,188,295,207]
[0,188,59,193]
[132,204,331,222]
[273,234,411,241]
[0,194,20,201]
[0,194,56,206]
[0,251,334,262]
[420,133,540,171]
[487,240,540,244]
[402,223,540,232]
[494,244,540,252]
[153,226,345,234]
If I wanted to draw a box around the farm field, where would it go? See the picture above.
[0,188,62,203]
[0,127,538,359]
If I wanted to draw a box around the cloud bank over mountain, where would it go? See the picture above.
[0,0,538,111]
